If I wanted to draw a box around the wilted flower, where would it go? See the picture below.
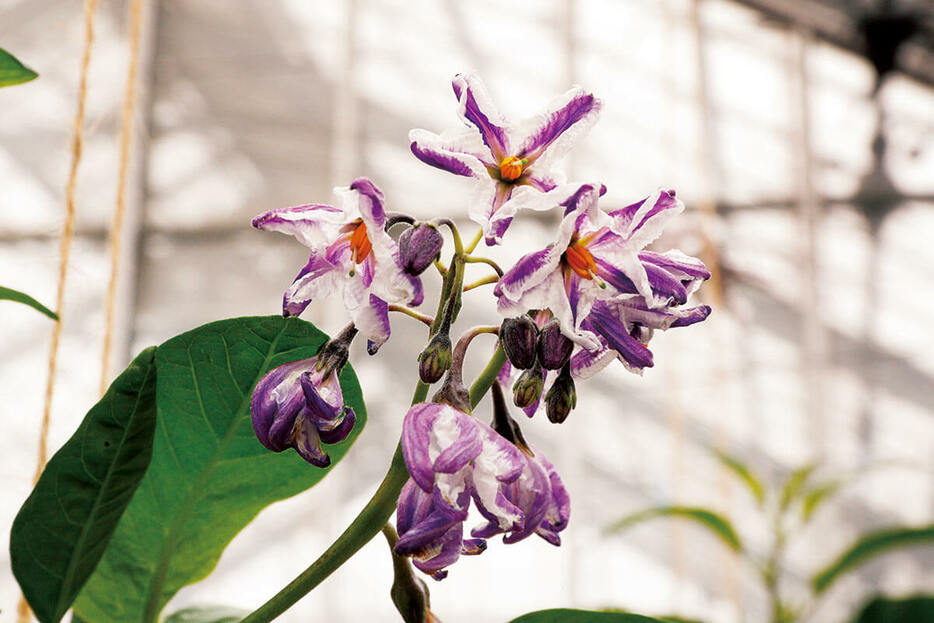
[478,382,570,544]
[251,355,356,467]
[570,297,711,377]
[252,177,423,352]
[395,402,525,579]
[409,72,601,245]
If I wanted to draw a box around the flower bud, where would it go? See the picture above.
[545,365,576,424]
[500,316,539,370]
[537,319,574,370]
[418,332,452,384]
[512,364,544,409]
[399,223,444,276]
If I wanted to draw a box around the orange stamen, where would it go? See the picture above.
[499,156,526,182]
[349,221,372,264]
[563,240,597,280]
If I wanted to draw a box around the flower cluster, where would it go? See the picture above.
[249,72,710,585]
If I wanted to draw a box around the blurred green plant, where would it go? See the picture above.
[606,455,933,623]
[0,47,38,87]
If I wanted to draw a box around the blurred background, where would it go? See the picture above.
[1,0,933,621]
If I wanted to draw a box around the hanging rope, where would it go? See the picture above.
[17,0,100,621]
[100,0,144,395]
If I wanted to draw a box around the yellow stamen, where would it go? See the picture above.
[349,220,372,265]
[499,156,527,182]
[563,240,598,280]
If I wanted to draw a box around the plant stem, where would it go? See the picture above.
[465,228,483,254]
[463,255,503,276]
[469,345,507,409]
[239,445,409,623]
[387,304,434,326]
[462,275,499,292]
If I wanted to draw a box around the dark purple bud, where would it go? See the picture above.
[500,316,538,370]
[512,364,544,409]
[545,365,576,424]
[418,332,452,384]
[316,324,359,377]
[399,223,444,276]
[537,319,574,370]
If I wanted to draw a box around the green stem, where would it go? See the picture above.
[240,444,409,623]
[469,345,506,409]
[465,228,483,254]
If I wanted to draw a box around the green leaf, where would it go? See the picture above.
[11,348,158,623]
[73,316,367,623]
[606,506,742,552]
[163,606,248,623]
[779,463,817,511]
[510,610,665,623]
[853,595,934,623]
[714,451,765,506]
[1,285,58,319]
[0,47,38,87]
[812,525,934,593]
[801,480,843,522]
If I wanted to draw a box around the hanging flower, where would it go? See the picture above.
[251,356,356,467]
[252,177,423,352]
[409,72,601,245]
[395,400,569,579]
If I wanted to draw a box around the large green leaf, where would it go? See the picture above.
[812,525,934,593]
[607,506,742,552]
[0,47,38,87]
[510,610,664,623]
[11,348,158,623]
[73,316,367,623]
[853,595,934,623]
[1,285,58,319]
[714,451,765,506]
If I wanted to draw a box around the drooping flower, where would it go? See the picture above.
[394,400,569,579]
[252,178,423,352]
[410,72,601,245]
[570,297,711,377]
[475,382,570,543]
[251,355,356,467]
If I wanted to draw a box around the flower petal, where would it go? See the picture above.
[282,251,342,317]
[609,188,684,250]
[251,203,344,249]
[452,72,511,160]
[587,301,654,372]
[409,128,491,177]
[516,87,601,169]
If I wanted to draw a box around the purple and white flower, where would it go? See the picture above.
[410,72,601,245]
[395,401,569,578]
[495,184,711,376]
[251,356,356,467]
[253,178,423,351]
